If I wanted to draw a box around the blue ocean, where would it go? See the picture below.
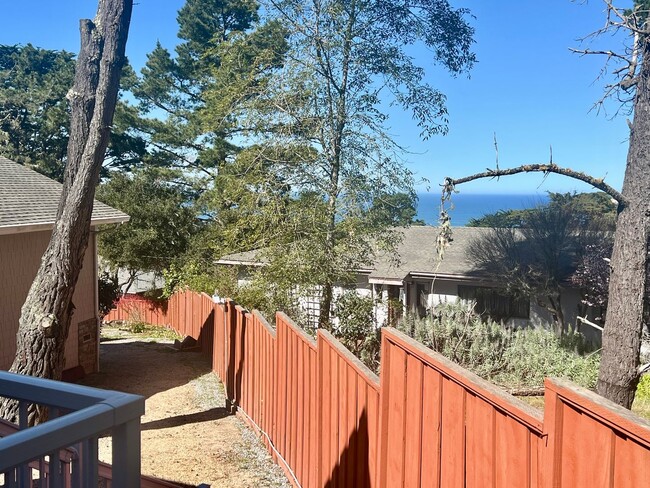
[416,193,550,227]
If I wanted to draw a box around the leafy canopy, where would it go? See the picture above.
[0,45,74,180]
[97,169,199,278]
[0,44,146,181]
[199,0,475,323]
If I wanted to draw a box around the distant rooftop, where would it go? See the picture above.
[0,156,129,235]
[368,226,490,283]
[217,226,493,283]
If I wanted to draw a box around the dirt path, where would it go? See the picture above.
[80,327,289,488]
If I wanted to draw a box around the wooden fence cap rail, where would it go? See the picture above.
[546,377,650,447]
[252,310,276,336]
[382,327,544,432]
[276,311,317,348]
[318,329,380,389]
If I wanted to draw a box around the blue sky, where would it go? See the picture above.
[0,0,634,194]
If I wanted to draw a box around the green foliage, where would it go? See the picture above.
[333,292,380,372]
[0,44,74,180]
[636,374,650,401]
[117,1,291,294]
[632,369,650,418]
[368,192,424,227]
[98,271,121,317]
[468,209,532,228]
[130,0,264,176]
[177,0,259,70]
[199,0,475,324]
[128,321,148,334]
[162,259,221,298]
[396,304,600,389]
[547,192,617,230]
[97,168,199,278]
[468,192,617,230]
[0,44,146,181]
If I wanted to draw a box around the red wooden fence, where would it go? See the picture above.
[378,330,544,488]
[103,290,214,356]
[105,291,650,487]
[103,294,167,325]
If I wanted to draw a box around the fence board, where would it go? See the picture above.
[106,292,650,488]
[465,393,494,488]
[420,366,442,487]
[319,330,379,488]
[545,378,650,487]
[404,355,423,488]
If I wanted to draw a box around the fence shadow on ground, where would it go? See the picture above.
[81,341,213,400]
[141,406,230,431]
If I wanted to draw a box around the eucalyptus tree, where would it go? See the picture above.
[204,0,475,328]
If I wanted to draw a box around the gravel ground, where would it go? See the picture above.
[80,326,289,488]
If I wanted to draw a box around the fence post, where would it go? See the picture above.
[317,331,323,488]
[111,419,141,487]
[541,379,563,488]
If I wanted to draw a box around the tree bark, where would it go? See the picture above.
[441,37,650,408]
[0,0,133,425]
[596,37,650,408]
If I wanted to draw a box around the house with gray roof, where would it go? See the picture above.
[0,156,129,378]
[218,225,587,333]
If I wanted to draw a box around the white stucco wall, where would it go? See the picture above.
[410,278,591,338]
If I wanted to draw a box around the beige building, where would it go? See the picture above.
[218,226,593,338]
[0,157,129,378]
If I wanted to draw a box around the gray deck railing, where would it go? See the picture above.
[0,370,145,488]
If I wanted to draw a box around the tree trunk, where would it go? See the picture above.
[596,38,650,408]
[548,294,565,337]
[318,195,337,331]
[0,0,133,425]
[319,282,334,331]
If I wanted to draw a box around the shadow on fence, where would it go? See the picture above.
[323,410,371,488]
[105,290,650,488]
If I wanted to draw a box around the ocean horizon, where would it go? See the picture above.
[416,192,550,226]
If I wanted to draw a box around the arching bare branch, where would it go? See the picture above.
[444,163,626,208]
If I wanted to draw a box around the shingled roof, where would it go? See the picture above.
[217,226,493,282]
[0,156,129,235]
[367,226,490,282]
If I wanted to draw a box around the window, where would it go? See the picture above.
[458,285,529,321]
[415,282,431,317]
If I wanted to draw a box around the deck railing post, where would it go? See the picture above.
[17,401,29,487]
[111,418,141,487]
[49,449,63,488]
[80,437,98,488]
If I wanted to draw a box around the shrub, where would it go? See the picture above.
[128,321,148,334]
[98,271,121,317]
[395,303,600,390]
[637,374,650,401]
[333,292,381,372]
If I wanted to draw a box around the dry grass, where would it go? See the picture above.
[101,322,182,341]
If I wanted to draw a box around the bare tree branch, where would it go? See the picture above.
[444,163,626,208]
